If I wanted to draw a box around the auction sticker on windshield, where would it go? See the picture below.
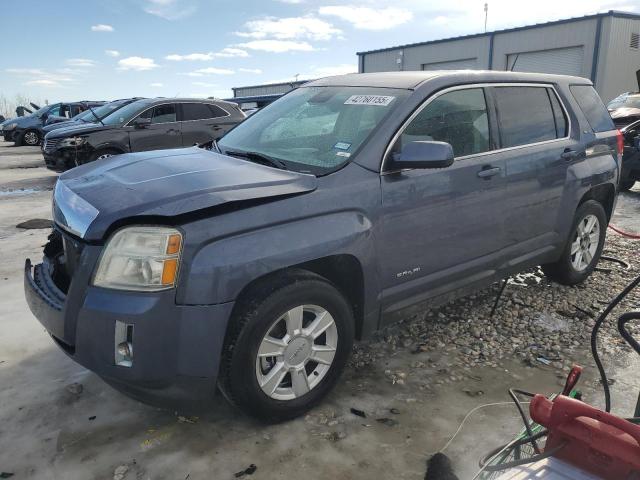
[344,95,395,106]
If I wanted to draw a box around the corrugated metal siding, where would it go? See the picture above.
[422,58,478,70]
[596,16,640,102]
[234,84,297,97]
[507,46,584,76]
[491,18,597,76]
[402,36,489,71]
[360,49,401,72]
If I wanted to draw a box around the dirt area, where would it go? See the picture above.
[1,141,639,480]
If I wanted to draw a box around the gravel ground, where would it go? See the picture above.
[351,233,640,392]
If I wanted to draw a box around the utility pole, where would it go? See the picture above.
[294,73,300,82]
[484,3,488,33]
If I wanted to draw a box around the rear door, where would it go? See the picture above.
[128,103,182,151]
[179,102,235,146]
[489,85,577,254]
[379,86,508,315]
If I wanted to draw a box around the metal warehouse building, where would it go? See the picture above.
[358,10,640,102]
[230,80,311,110]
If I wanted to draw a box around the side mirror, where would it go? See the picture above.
[392,141,454,169]
[132,116,151,129]
[41,112,49,120]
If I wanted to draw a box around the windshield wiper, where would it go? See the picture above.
[224,149,288,170]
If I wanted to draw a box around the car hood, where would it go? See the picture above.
[42,119,85,134]
[46,122,114,138]
[53,147,317,240]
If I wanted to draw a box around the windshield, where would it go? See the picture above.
[80,102,128,122]
[33,104,55,117]
[218,86,409,175]
[608,95,640,110]
[101,100,151,126]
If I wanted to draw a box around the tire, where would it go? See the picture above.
[620,179,636,191]
[219,270,354,422]
[20,129,40,146]
[542,200,607,285]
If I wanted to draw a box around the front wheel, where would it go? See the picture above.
[219,270,354,422]
[21,129,40,146]
[542,200,607,285]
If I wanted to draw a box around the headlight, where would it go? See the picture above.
[93,226,183,291]
[59,136,87,147]
[4,123,17,131]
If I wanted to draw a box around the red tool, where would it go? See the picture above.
[530,394,640,479]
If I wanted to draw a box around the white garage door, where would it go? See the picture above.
[421,58,478,71]
[507,47,584,76]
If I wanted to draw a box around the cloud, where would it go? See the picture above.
[150,82,164,87]
[236,40,314,53]
[319,6,412,30]
[214,47,249,58]
[6,67,75,87]
[192,81,219,87]
[118,56,159,71]
[236,16,341,41]
[65,58,96,67]
[184,67,235,77]
[165,47,249,61]
[105,49,120,57]
[26,79,61,87]
[144,0,196,20]
[91,24,114,32]
[239,68,263,74]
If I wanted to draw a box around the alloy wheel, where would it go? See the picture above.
[23,132,39,146]
[570,214,600,271]
[255,305,338,401]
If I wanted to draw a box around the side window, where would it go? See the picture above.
[182,103,215,121]
[494,86,557,148]
[547,89,568,138]
[71,105,84,117]
[59,105,71,118]
[207,104,229,118]
[398,88,490,157]
[570,85,615,132]
[151,104,177,124]
[47,105,61,117]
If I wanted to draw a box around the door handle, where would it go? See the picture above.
[561,149,578,160]
[477,166,501,179]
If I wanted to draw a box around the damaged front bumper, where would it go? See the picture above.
[24,229,233,409]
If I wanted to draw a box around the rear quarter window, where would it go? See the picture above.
[570,85,615,132]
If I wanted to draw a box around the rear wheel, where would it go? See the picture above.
[219,270,354,422]
[542,200,607,285]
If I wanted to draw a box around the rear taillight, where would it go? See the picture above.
[616,129,624,156]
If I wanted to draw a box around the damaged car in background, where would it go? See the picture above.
[42,97,245,171]
[620,118,640,190]
[25,71,621,422]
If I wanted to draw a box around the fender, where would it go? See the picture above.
[178,210,378,307]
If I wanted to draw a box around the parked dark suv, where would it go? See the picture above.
[25,72,621,421]
[39,98,144,138]
[1,101,102,146]
[42,98,246,171]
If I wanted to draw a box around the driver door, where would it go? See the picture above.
[378,87,508,316]
[128,103,182,152]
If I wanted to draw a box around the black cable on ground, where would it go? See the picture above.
[480,442,567,472]
[478,429,548,470]
[508,389,539,454]
[591,273,640,412]
[490,278,509,318]
[595,255,631,273]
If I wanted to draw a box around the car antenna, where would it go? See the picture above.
[86,103,104,126]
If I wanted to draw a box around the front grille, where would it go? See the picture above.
[43,137,63,152]
[43,229,86,293]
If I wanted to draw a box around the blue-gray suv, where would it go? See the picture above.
[24,71,621,421]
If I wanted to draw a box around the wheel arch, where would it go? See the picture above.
[230,255,366,340]
[577,183,616,221]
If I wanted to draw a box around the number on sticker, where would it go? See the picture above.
[344,95,395,106]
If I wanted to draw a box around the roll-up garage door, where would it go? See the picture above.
[506,46,584,76]
[421,58,478,71]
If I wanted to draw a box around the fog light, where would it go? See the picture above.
[115,321,134,367]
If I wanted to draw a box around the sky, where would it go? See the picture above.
[0,0,637,104]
